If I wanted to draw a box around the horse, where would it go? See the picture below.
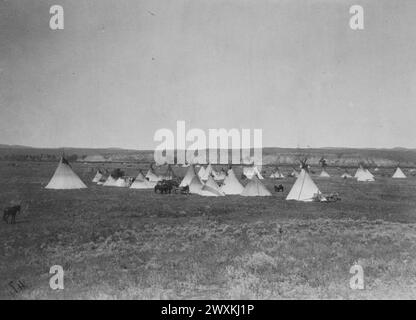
[3,205,21,224]
[274,184,284,192]
[154,181,171,194]
[180,185,189,194]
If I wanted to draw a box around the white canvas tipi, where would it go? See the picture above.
[130,178,155,189]
[270,168,284,179]
[241,175,271,196]
[220,168,244,195]
[200,176,225,197]
[45,157,87,189]
[319,169,330,178]
[243,165,264,180]
[115,177,129,187]
[180,165,197,187]
[135,170,146,181]
[354,166,365,178]
[197,166,206,179]
[189,175,204,194]
[286,169,324,201]
[392,167,406,178]
[201,163,214,181]
[92,170,103,183]
[103,175,118,186]
[356,168,375,182]
[145,166,160,182]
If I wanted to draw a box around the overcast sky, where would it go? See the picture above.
[1,0,416,150]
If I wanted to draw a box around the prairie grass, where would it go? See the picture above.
[1,162,416,299]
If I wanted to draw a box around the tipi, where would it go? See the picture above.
[243,165,264,180]
[200,163,214,181]
[130,177,155,189]
[115,177,130,187]
[270,167,284,179]
[392,167,406,179]
[197,166,206,179]
[103,175,118,186]
[220,168,244,195]
[45,157,87,189]
[189,175,204,194]
[92,170,103,183]
[319,169,330,178]
[180,165,197,187]
[135,170,146,181]
[200,176,225,197]
[145,165,160,182]
[286,168,324,201]
[356,167,375,182]
[241,175,271,196]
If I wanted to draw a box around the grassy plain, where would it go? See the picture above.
[1,162,416,299]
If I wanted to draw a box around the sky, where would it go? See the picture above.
[1,0,416,150]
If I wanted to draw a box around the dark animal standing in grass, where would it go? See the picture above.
[154,180,175,194]
[3,205,21,224]
[180,185,189,195]
[274,184,284,192]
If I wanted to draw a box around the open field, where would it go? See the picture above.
[1,161,416,299]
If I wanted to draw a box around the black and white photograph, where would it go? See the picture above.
[1,0,416,304]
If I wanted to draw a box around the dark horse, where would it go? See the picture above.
[3,205,21,224]
[274,184,284,192]
[154,180,179,194]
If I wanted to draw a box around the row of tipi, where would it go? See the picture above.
[45,156,410,202]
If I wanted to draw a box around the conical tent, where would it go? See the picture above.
[356,168,375,182]
[201,163,215,181]
[241,175,271,196]
[197,166,206,179]
[286,169,323,201]
[103,175,118,186]
[130,178,156,189]
[270,168,284,179]
[392,167,406,178]
[319,170,330,178]
[200,176,225,197]
[92,170,103,183]
[220,168,244,195]
[135,170,146,181]
[145,166,160,182]
[243,165,264,180]
[354,166,365,178]
[45,157,87,189]
[189,175,204,194]
[366,169,374,178]
[97,176,106,185]
[115,177,129,187]
[180,165,197,187]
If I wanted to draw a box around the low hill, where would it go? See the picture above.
[0,145,415,167]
